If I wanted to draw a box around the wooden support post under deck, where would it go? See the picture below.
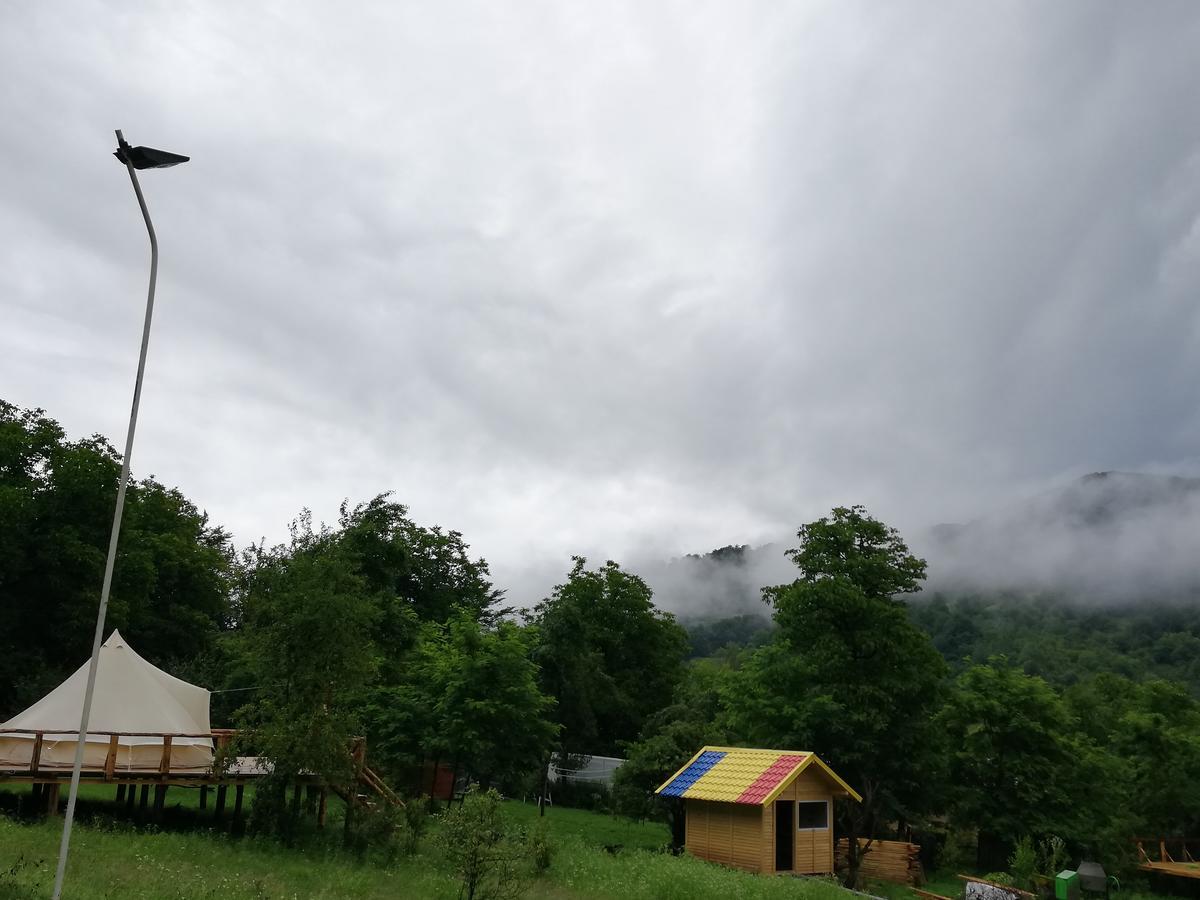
[291,782,302,821]
[305,784,319,814]
[215,784,228,821]
[200,785,208,809]
[115,784,126,803]
[104,734,119,780]
[29,732,43,775]
[125,782,137,812]
[153,785,168,820]
[233,784,245,830]
[44,783,60,816]
[139,784,150,811]
[158,735,173,776]
[317,788,328,829]
[30,782,43,813]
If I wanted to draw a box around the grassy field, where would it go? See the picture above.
[0,788,853,900]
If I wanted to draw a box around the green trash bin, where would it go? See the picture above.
[1056,870,1080,900]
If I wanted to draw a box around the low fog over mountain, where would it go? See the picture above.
[641,472,1200,617]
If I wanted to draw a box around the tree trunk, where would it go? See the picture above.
[839,784,876,889]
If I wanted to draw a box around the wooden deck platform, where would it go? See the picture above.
[0,728,399,823]
[1136,838,1200,881]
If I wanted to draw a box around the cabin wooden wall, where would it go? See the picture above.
[684,766,836,877]
[773,768,834,874]
[684,799,763,872]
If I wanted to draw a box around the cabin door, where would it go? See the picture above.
[774,800,794,871]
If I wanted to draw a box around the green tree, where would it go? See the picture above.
[939,661,1118,868]
[368,612,557,792]
[0,401,232,718]
[614,661,728,843]
[235,513,380,840]
[1066,674,1200,838]
[530,557,689,760]
[337,494,504,632]
[726,506,948,887]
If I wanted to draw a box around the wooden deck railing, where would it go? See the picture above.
[1,728,238,781]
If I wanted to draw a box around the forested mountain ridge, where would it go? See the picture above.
[672,472,1200,691]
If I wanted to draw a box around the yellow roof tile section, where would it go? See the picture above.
[680,750,777,802]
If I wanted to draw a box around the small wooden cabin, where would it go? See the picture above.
[655,746,861,876]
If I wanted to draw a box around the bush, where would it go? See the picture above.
[344,802,406,862]
[1039,835,1068,877]
[438,787,528,900]
[1009,836,1038,891]
[526,819,554,875]
[938,827,979,873]
[402,800,429,854]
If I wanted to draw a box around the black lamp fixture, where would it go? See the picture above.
[113,133,189,169]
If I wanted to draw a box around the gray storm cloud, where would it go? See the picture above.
[632,473,1200,618]
[3,2,1200,589]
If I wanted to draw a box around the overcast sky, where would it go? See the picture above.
[4,2,1200,606]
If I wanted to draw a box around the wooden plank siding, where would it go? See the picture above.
[685,800,763,872]
[774,768,834,875]
[688,766,836,877]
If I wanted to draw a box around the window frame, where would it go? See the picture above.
[795,799,829,831]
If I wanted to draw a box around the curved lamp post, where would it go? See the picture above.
[51,130,189,900]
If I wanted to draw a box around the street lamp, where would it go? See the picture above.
[51,129,189,900]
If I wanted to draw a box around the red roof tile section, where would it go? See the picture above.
[735,754,807,804]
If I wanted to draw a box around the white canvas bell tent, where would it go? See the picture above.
[0,630,214,773]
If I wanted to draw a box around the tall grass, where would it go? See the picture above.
[0,792,854,900]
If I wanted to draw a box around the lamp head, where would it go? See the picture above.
[114,135,189,170]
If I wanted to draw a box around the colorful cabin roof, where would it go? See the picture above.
[655,746,862,806]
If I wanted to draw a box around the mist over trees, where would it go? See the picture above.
[4,398,1200,877]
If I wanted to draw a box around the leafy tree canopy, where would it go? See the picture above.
[0,401,232,718]
[530,557,688,757]
[733,506,947,885]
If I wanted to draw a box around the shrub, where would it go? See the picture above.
[402,799,429,854]
[527,819,554,875]
[938,827,979,873]
[344,801,406,862]
[438,787,527,900]
[1009,836,1038,890]
[1039,835,1068,877]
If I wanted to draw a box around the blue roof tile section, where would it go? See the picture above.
[659,750,727,797]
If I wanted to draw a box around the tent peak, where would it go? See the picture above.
[104,629,127,648]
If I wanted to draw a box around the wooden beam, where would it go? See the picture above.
[215,784,228,821]
[317,788,328,829]
[158,735,173,778]
[29,732,43,774]
[104,734,119,781]
[200,785,208,809]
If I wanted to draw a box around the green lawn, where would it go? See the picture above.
[0,790,853,900]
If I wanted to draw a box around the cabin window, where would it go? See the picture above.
[796,800,828,830]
